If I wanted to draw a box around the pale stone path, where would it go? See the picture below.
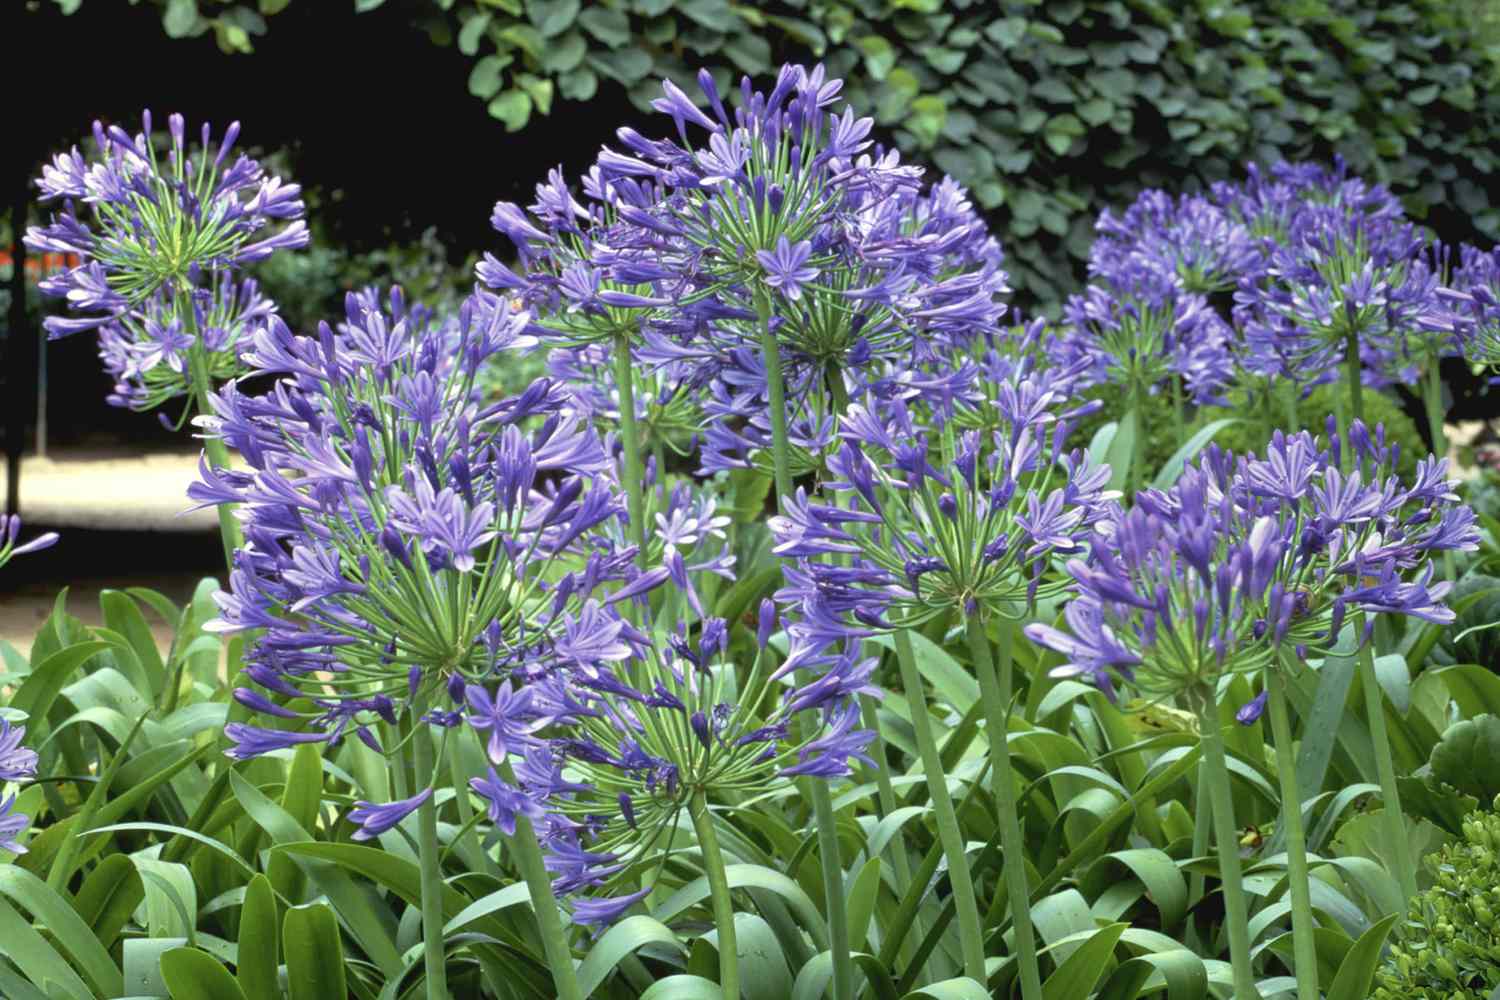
[15,451,219,531]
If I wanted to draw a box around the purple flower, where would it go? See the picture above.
[223,724,330,761]
[0,794,30,854]
[0,720,39,782]
[0,516,59,570]
[1235,692,1268,725]
[571,886,651,929]
[470,768,545,836]
[756,236,818,301]
[465,682,542,762]
[348,788,432,841]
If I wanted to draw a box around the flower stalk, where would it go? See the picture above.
[965,616,1041,1000]
[894,628,988,986]
[1265,658,1318,1000]
[410,695,449,1000]
[1192,685,1258,1000]
[498,758,584,1000]
[613,331,648,567]
[690,790,739,1000]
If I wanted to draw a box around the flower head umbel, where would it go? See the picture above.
[480,611,875,925]
[1027,423,1477,702]
[27,113,306,413]
[1451,243,1500,369]
[771,356,1116,666]
[196,286,629,773]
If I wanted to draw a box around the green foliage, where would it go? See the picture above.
[58,0,1500,298]
[1374,797,1500,1000]
[1070,378,1427,481]
[1430,715,1500,804]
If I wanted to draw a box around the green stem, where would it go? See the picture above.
[1342,328,1364,435]
[410,702,448,1000]
[613,332,648,566]
[827,363,850,418]
[1266,661,1319,1000]
[757,295,795,505]
[894,628,988,985]
[498,759,584,1000]
[690,791,739,1000]
[965,617,1041,1000]
[1193,686,1259,1000]
[759,294,852,1000]
[860,691,923,970]
[1127,379,1145,500]
[184,335,243,571]
[1172,375,1186,450]
[1356,628,1418,903]
[1282,382,1300,435]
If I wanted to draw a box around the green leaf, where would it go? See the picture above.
[354,0,386,10]
[1044,113,1086,155]
[258,0,291,15]
[1430,714,1500,802]
[72,854,144,951]
[1105,408,1137,494]
[526,0,579,37]
[163,0,198,37]
[588,47,654,84]
[161,947,247,1000]
[468,54,512,100]
[902,978,991,1000]
[907,95,947,149]
[656,864,829,952]
[1325,913,1399,1000]
[0,866,122,997]
[284,904,346,1000]
[854,35,896,80]
[726,914,793,1000]
[237,876,278,1000]
[845,857,883,953]
[0,896,94,1000]
[578,4,629,46]
[1096,948,1207,1000]
[578,915,686,997]
[488,89,534,131]
[458,11,491,55]
[10,640,110,721]
[1043,922,1128,999]
[1151,419,1240,489]
[641,975,723,999]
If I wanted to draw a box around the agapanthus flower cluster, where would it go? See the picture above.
[483,64,1011,483]
[1090,189,1264,296]
[1223,160,1456,389]
[26,112,306,408]
[193,286,630,783]
[769,358,1116,668]
[1051,267,1236,406]
[1450,244,1500,369]
[99,277,277,411]
[470,605,876,925]
[0,718,38,854]
[1028,421,1478,702]
[599,66,1009,377]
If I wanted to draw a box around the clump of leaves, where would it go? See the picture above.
[1374,795,1500,999]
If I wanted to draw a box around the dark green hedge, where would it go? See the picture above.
[58,0,1500,299]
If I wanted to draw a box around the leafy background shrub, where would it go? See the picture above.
[55,0,1500,302]
[1374,793,1500,999]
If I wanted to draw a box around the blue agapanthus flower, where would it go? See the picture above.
[1028,422,1478,701]
[27,112,306,338]
[0,719,39,855]
[194,286,631,769]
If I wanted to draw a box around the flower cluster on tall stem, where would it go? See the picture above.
[28,111,309,569]
[771,356,1113,998]
[1027,422,1477,999]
